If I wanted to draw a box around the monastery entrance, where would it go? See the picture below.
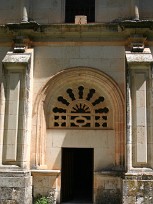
[61,148,93,203]
[32,67,124,203]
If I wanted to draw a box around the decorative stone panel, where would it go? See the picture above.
[132,70,148,166]
[49,84,111,129]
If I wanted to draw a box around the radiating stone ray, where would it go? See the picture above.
[92,96,104,106]
[58,96,70,106]
[86,88,95,101]
[67,88,75,101]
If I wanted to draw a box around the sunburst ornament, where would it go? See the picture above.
[51,85,109,128]
[71,103,90,113]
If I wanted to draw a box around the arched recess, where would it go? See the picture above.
[31,67,125,169]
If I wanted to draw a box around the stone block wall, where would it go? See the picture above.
[33,45,125,104]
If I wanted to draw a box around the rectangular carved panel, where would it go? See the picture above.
[132,71,148,165]
[4,72,20,161]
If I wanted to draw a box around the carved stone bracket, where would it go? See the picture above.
[13,36,31,53]
[128,34,147,52]
[126,48,153,65]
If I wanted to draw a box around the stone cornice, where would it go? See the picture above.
[0,21,153,44]
[119,20,153,29]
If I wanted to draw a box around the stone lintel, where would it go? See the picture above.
[126,48,153,65]
[2,52,31,68]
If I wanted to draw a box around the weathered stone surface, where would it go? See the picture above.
[0,173,32,204]
[2,53,31,64]
[123,177,153,204]
[0,187,32,204]
[0,187,13,200]
[1,1,153,204]
[95,188,122,204]
[126,48,153,64]
[94,173,122,204]
[0,200,17,204]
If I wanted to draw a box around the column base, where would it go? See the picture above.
[123,172,153,203]
[0,171,32,204]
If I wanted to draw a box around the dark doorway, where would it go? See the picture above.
[65,0,95,23]
[61,148,93,203]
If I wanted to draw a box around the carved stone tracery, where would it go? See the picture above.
[50,85,110,128]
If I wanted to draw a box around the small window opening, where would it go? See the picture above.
[65,0,95,23]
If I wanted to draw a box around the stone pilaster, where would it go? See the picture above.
[0,49,33,204]
[2,51,33,169]
[124,48,153,203]
[126,47,153,169]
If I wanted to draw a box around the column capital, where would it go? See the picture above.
[2,52,31,69]
[126,48,153,68]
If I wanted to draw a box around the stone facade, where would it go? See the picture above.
[0,0,153,203]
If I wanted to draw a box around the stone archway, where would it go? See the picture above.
[32,67,125,169]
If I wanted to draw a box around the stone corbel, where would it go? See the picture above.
[128,34,147,52]
[126,47,153,66]
[13,36,31,53]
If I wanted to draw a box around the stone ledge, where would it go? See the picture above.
[94,171,123,177]
[0,167,31,177]
[31,169,60,176]
[0,165,20,170]
[124,168,153,180]
[125,168,153,174]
